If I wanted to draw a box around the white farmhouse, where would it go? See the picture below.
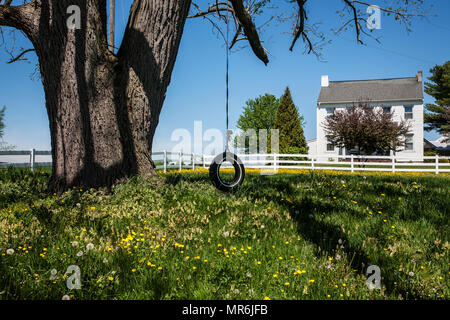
[315,71,424,161]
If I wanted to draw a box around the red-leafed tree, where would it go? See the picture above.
[0,0,429,192]
[323,101,410,156]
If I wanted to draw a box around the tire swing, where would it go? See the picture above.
[209,152,245,192]
[209,0,245,192]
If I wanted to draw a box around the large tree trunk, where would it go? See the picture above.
[0,0,191,192]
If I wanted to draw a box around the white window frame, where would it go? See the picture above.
[405,133,414,151]
[404,105,413,120]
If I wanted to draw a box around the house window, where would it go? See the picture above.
[326,138,334,151]
[326,108,335,115]
[405,134,414,151]
[382,106,391,113]
[404,105,413,120]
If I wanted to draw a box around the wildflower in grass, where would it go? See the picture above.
[62,295,70,300]
[158,267,162,270]
[50,269,58,281]
[264,297,270,300]
[257,261,261,265]
[131,269,136,273]
[421,266,424,269]
[90,206,95,210]
[71,241,78,247]
[327,295,331,298]
[309,279,315,283]
[103,258,108,264]
[192,267,197,270]
[342,283,346,287]
[6,249,14,255]
[391,225,395,229]
[273,274,278,278]
[285,282,290,286]
[408,271,415,277]
[381,194,385,196]
[86,243,94,251]
[108,277,114,281]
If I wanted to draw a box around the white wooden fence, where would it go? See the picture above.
[1,150,450,174]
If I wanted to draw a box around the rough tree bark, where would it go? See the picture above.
[0,0,191,192]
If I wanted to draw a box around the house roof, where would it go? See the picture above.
[317,76,423,105]
[423,138,436,150]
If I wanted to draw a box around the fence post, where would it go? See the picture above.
[163,150,167,173]
[30,149,36,172]
[435,154,439,175]
[179,151,182,172]
[350,154,354,173]
[273,153,277,172]
[391,155,395,173]
[311,156,315,172]
[192,153,195,171]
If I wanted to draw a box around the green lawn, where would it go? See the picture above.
[0,167,449,300]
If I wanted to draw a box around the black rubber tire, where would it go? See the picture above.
[209,152,245,192]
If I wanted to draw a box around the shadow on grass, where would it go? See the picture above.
[237,173,423,299]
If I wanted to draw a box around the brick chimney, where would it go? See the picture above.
[321,75,329,87]
[417,70,423,82]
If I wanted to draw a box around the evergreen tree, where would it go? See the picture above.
[424,61,450,140]
[0,106,5,139]
[272,87,308,154]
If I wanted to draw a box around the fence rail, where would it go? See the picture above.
[1,150,449,174]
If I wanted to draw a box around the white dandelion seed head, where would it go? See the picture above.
[103,258,108,264]
[86,243,94,251]
[76,251,84,257]
[71,241,78,247]
[62,295,70,300]
[6,249,14,255]
[51,269,58,275]
[408,271,415,277]
[223,231,230,237]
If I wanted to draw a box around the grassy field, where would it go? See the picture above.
[0,167,449,300]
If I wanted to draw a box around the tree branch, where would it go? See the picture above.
[0,1,38,38]
[229,0,268,65]
[289,0,307,51]
[7,47,34,63]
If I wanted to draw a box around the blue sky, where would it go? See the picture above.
[0,0,449,152]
